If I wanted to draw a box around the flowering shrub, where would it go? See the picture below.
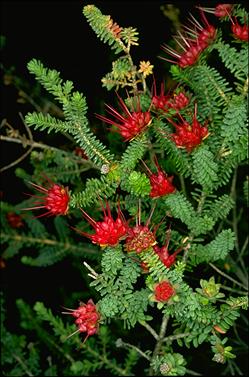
[1,3,248,376]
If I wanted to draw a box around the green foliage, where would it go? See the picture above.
[119,133,148,173]
[25,59,114,169]
[83,5,124,54]
[191,145,218,192]
[203,194,234,224]
[124,171,151,197]
[91,246,151,328]
[190,229,235,264]
[70,175,119,208]
[215,42,248,81]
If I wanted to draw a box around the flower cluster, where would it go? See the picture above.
[162,9,216,68]
[73,202,128,248]
[229,15,248,41]
[154,281,175,302]
[62,299,100,342]
[23,179,70,217]
[153,243,183,268]
[96,93,152,141]
[200,4,248,42]
[142,157,176,198]
[166,103,209,152]
[152,83,189,112]
[125,225,157,253]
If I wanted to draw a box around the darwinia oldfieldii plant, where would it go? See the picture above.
[1,3,248,377]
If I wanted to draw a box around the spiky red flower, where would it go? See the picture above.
[161,10,216,68]
[22,179,70,217]
[170,92,190,110]
[152,82,172,111]
[96,93,152,141]
[142,157,176,198]
[153,228,183,268]
[152,82,189,112]
[215,4,233,17]
[198,4,233,18]
[62,299,100,342]
[74,201,128,247]
[166,103,209,152]
[6,212,24,228]
[230,18,248,41]
[154,281,175,302]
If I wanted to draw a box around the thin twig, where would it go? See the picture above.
[83,261,99,279]
[139,321,159,340]
[220,284,248,296]
[209,263,248,290]
[13,354,34,377]
[116,338,150,361]
[0,144,33,172]
[230,168,239,252]
[149,315,169,376]
[163,332,191,343]
[185,368,202,376]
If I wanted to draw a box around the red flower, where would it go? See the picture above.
[230,18,248,41]
[154,281,175,302]
[169,92,190,110]
[142,157,176,198]
[152,82,172,111]
[96,93,152,141]
[214,4,233,18]
[74,201,128,247]
[198,4,233,18]
[62,299,100,342]
[153,228,183,268]
[22,179,70,217]
[152,82,189,112]
[125,203,158,253]
[6,212,24,228]
[161,10,216,68]
[166,103,209,152]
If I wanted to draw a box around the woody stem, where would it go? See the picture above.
[148,315,169,375]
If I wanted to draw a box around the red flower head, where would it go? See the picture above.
[152,82,172,111]
[62,299,100,343]
[73,201,128,247]
[152,81,189,112]
[125,204,157,253]
[230,17,248,41]
[166,103,209,152]
[214,4,233,18]
[198,4,233,18]
[170,92,190,110]
[6,212,24,228]
[161,10,216,68]
[153,228,183,268]
[154,281,175,302]
[125,225,157,253]
[22,178,70,217]
[142,156,176,198]
[96,93,152,142]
